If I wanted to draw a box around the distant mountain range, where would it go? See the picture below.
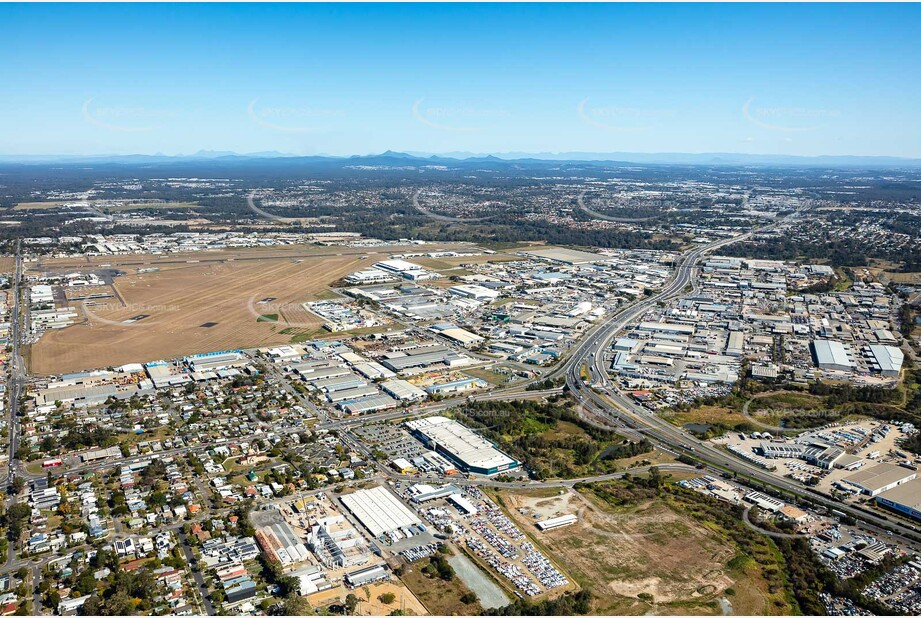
[1,149,920,168]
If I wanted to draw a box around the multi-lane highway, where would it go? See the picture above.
[554,211,921,546]
[7,201,921,576]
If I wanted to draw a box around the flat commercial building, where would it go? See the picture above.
[876,478,921,521]
[225,580,257,603]
[536,514,577,531]
[311,375,368,393]
[253,514,310,567]
[339,394,399,415]
[759,442,806,459]
[406,416,520,476]
[449,284,500,301]
[436,326,485,348]
[842,462,916,496]
[744,491,784,512]
[521,247,605,265]
[35,383,119,406]
[353,362,396,381]
[326,385,378,403]
[381,348,470,373]
[381,379,427,402]
[291,361,343,376]
[339,486,422,538]
[344,564,389,588]
[638,321,696,336]
[185,350,246,373]
[345,269,397,285]
[867,345,904,377]
[448,494,478,516]
[80,446,122,463]
[811,339,854,372]
[424,377,487,396]
[725,331,744,357]
[374,259,424,274]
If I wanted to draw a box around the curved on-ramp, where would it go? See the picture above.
[577,190,666,223]
[412,188,497,223]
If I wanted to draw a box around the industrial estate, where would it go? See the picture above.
[0,155,919,618]
[3,3,921,617]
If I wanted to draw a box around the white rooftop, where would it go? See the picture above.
[339,486,421,538]
[406,416,517,472]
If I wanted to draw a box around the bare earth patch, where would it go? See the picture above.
[500,487,774,615]
[27,244,469,374]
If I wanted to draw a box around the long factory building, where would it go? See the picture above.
[339,486,422,539]
[405,416,520,476]
[876,478,921,522]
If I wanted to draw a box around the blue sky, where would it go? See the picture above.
[2,2,919,157]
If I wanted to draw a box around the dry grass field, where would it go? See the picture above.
[398,557,482,615]
[886,271,921,284]
[27,244,471,374]
[0,256,16,273]
[497,487,790,615]
[12,201,70,210]
[12,200,198,212]
[100,201,199,212]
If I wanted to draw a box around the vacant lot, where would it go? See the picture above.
[497,485,790,615]
[12,201,70,210]
[100,201,199,212]
[399,553,483,615]
[662,403,749,434]
[30,245,462,374]
[353,581,428,616]
[411,253,520,272]
[884,270,921,284]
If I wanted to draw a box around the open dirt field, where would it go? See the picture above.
[498,487,782,615]
[0,256,16,273]
[886,271,921,284]
[27,244,469,374]
[302,580,427,616]
[399,556,483,615]
[12,201,69,210]
[12,200,198,212]
[101,201,199,212]
[353,581,428,616]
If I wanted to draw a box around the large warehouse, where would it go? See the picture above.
[876,478,921,521]
[841,462,916,496]
[252,511,311,567]
[406,416,520,476]
[339,486,421,539]
[520,247,605,265]
[810,340,854,372]
[866,345,904,378]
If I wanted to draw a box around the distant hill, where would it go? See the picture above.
[1,150,920,169]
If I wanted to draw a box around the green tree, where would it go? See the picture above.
[344,593,360,614]
[378,592,396,605]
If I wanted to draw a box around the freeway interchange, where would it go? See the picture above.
[552,216,921,548]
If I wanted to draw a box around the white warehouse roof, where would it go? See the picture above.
[811,339,854,369]
[867,345,904,376]
[406,416,518,473]
[374,259,423,273]
[339,486,421,538]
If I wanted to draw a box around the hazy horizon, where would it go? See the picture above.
[2,3,920,158]
[2,149,921,165]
